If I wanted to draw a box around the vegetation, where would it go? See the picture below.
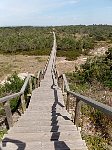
[0,25,112,60]
[67,48,112,149]
[0,73,24,139]
[67,47,112,90]
[0,25,112,145]
[0,73,24,112]
[0,129,7,140]
[0,27,53,55]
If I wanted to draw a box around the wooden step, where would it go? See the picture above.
[19,115,71,122]
[1,140,87,150]
[3,132,82,142]
[15,120,74,127]
[8,125,78,133]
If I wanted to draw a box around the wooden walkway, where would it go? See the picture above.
[1,32,87,150]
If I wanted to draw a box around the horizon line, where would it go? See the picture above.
[0,24,112,28]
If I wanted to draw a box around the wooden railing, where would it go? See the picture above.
[0,53,51,128]
[58,73,112,129]
[0,56,51,129]
[0,71,43,128]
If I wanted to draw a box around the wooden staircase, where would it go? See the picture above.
[0,32,87,150]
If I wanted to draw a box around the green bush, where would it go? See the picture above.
[0,129,7,140]
[0,73,24,111]
[69,48,112,89]
[66,48,112,149]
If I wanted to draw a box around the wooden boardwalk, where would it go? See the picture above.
[1,32,87,150]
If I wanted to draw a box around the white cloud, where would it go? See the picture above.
[0,0,79,26]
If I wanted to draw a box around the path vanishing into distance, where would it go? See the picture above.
[0,32,87,150]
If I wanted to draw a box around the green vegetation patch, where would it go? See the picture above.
[66,48,112,149]
[0,25,112,60]
[0,73,24,111]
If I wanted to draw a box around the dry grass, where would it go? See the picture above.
[0,54,48,81]
[0,46,107,82]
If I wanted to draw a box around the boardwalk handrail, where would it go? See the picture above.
[58,73,112,128]
[0,72,42,128]
[0,58,50,128]
[0,74,40,103]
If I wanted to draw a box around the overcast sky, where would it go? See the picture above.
[0,0,112,26]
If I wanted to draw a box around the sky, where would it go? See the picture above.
[0,0,112,26]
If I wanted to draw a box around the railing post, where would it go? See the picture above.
[62,78,65,93]
[40,71,42,81]
[74,98,81,129]
[36,71,40,88]
[3,101,13,128]
[34,74,37,88]
[37,77,40,88]
[66,92,70,112]
[41,70,44,79]
[55,70,58,80]
[58,77,61,88]
[21,93,26,113]
[29,77,32,94]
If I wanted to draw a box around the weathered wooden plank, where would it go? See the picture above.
[0,92,21,103]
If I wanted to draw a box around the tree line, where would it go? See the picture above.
[0,25,112,60]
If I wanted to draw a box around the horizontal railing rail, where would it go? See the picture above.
[0,74,40,103]
[58,73,112,129]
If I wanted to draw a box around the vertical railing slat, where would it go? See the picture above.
[29,77,32,94]
[3,101,13,128]
[21,94,26,113]
[74,98,81,129]
[66,92,70,112]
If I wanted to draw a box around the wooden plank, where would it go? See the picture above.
[0,92,21,103]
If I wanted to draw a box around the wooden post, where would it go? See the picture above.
[29,77,32,94]
[74,98,81,129]
[39,71,42,81]
[34,74,37,88]
[4,101,13,128]
[55,70,58,80]
[41,70,44,79]
[58,77,61,88]
[21,94,26,113]
[66,92,70,112]
[36,71,40,88]
[62,78,65,93]
[37,78,40,88]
